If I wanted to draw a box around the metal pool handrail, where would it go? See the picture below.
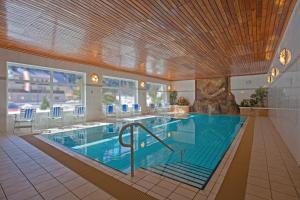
[119,122,174,177]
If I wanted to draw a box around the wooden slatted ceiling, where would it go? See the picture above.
[0,0,296,80]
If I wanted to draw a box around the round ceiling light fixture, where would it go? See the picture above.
[279,48,292,65]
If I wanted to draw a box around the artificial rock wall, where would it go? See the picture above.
[192,77,239,114]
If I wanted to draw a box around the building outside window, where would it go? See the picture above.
[102,76,138,106]
[146,82,168,106]
[7,62,85,113]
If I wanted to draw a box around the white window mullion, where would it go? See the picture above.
[50,70,54,108]
[82,75,86,106]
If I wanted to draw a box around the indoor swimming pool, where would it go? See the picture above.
[42,114,245,189]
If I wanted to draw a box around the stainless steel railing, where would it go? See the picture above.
[119,122,174,177]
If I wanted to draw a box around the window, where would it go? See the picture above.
[146,82,168,106]
[52,71,84,109]
[7,62,85,113]
[102,76,138,106]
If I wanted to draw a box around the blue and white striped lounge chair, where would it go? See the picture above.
[120,104,130,117]
[132,103,141,115]
[13,108,36,134]
[48,106,63,128]
[73,105,85,120]
[106,104,116,118]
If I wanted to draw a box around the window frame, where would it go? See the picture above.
[146,82,168,106]
[102,75,138,107]
[7,62,86,114]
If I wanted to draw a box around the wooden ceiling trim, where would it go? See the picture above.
[192,0,233,73]
[0,0,296,80]
[135,0,224,73]
[0,41,173,81]
[272,0,293,51]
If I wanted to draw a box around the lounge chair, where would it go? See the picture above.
[120,104,130,117]
[106,104,116,118]
[13,108,36,134]
[73,105,85,123]
[48,106,63,129]
[132,103,141,115]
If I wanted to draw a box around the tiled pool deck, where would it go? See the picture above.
[0,117,299,200]
[0,135,114,200]
[245,117,300,200]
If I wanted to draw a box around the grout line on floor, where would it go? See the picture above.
[267,120,300,200]
[6,137,89,200]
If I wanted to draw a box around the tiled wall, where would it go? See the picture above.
[171,80,195,105]
[0,48,170,134]
[173,74,270,107]
[268,1,300,164]
[230,74,268,105]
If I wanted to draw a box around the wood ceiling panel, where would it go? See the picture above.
[0,0,296,80]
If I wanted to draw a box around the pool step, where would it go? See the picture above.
[146,162,213,189]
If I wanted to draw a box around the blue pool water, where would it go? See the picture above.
[43,114,245,188]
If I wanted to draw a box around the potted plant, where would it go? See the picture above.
[239,87,268,116]
[175,96,190,113]
[240,87,268,108]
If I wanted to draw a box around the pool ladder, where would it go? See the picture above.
[119,122,175,177]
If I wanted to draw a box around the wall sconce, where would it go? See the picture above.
[279,48,291,65]
[267,75,273,84]
[271,67,280,77]
[140,81,145,88]
[167,85,171,91]
[90,73,99,83]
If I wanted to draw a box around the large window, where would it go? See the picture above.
[102,76,138,106]
[7,62,85,113]
[146,82,168,106]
